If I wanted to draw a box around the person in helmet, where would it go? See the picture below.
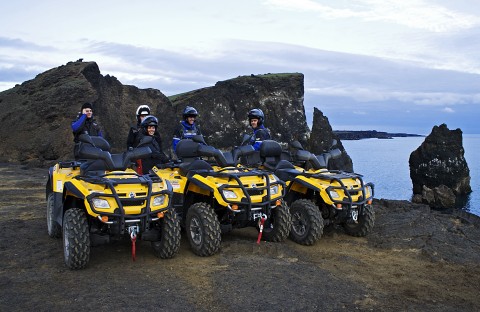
[71,102,103,159]
[127,104,151,150]
[247,108,271,151]
[134,115,170,174]
[172,106,202,151]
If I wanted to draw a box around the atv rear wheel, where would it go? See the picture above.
[262,201,291,242]
[151,209,181,259]
[289,199,323,245]
[343,204,375,237]
[47,193,61,238]
[63,208,90,270]
[186,202,221,256]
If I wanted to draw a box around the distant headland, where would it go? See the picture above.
[333,130,424,140]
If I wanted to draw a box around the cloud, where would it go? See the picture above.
[442,107,455,113]
[307,86,480,107]
[264,0,480,32]
[1,36,479,133]
[0,37,55,51]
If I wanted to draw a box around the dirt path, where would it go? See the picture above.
[1,163,479,311]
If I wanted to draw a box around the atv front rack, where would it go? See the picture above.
[304,170,375,206]
[190,168,285,209]
[74,172,172,234]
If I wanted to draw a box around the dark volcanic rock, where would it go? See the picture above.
[0,61,175,165]
[409,123,471,208]
[309,108,353,171]
[169,73,310,149]
[0,64,349,172]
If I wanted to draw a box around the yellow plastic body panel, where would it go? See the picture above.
[52,164,170,217]
[287,167,373,206]
[153,165,283,208]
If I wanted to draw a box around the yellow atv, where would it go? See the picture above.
[242,139,375,241]
[153,137,291,257]
[46,134,180,269]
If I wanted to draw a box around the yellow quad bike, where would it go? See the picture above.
[153,137,291,257]
[45,134,180,270]
[242,139,375,241]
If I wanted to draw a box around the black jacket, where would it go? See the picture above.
[135,130,170,174]
[71,114,102,159]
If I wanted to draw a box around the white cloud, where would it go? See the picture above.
[307,86,480,107]
[442,107,455,113]
[264,0,480,32]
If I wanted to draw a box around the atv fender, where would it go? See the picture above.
[63,181,85,200]
[51,191,64,231]
[288,175,320,194]
[188,174,228,206]
[46,168,54,199]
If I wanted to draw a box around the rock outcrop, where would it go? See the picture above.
[0,62,348,170]
[409,124,471,208]
[0,61,175,166]
[309,108,353,171]
[169,73,310,149]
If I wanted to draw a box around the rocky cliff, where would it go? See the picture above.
[0,61,174,166]
[0,61,348,168]
[169,73,310,148]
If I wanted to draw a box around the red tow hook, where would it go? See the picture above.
[130,230,137,261]
[256,217,266,244]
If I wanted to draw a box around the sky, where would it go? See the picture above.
[1,0,480,134]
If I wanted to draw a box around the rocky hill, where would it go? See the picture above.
[0,61,352,168]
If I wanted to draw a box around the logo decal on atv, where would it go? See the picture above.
[129,192,135,198]
[251,183,257,188]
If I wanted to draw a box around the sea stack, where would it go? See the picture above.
[409,123,471,208]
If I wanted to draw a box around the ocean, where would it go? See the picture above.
[341,135,480,217]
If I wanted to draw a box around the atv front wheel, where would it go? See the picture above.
[151,209,181,259]
[343,204,375,237]
[262,201,291,242]
[289,199,323,245]
[47,193,61,238]
[63,208,90,270]
[186,202,221,256]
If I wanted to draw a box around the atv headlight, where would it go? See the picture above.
[329,190,340,199]
[223,190,237,199]
[269,175,277,183]
[92,198,110,209]
[270,185,279,195]
[152,195,166,207]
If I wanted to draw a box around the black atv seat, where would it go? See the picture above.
[80,159,106,176]
[176,139,201,162]
[273,160,300,181]
[178,159,213,176]
[91,136,111,152]
[260,140,283,170]
[79,153,128,175]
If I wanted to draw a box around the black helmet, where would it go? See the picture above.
[248,108,264,125]
[141,115,158,129]
[183,106,198,119]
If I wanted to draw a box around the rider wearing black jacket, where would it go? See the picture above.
[135,115,170,174]
[71,102,102,159]
[127,104,151,150]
